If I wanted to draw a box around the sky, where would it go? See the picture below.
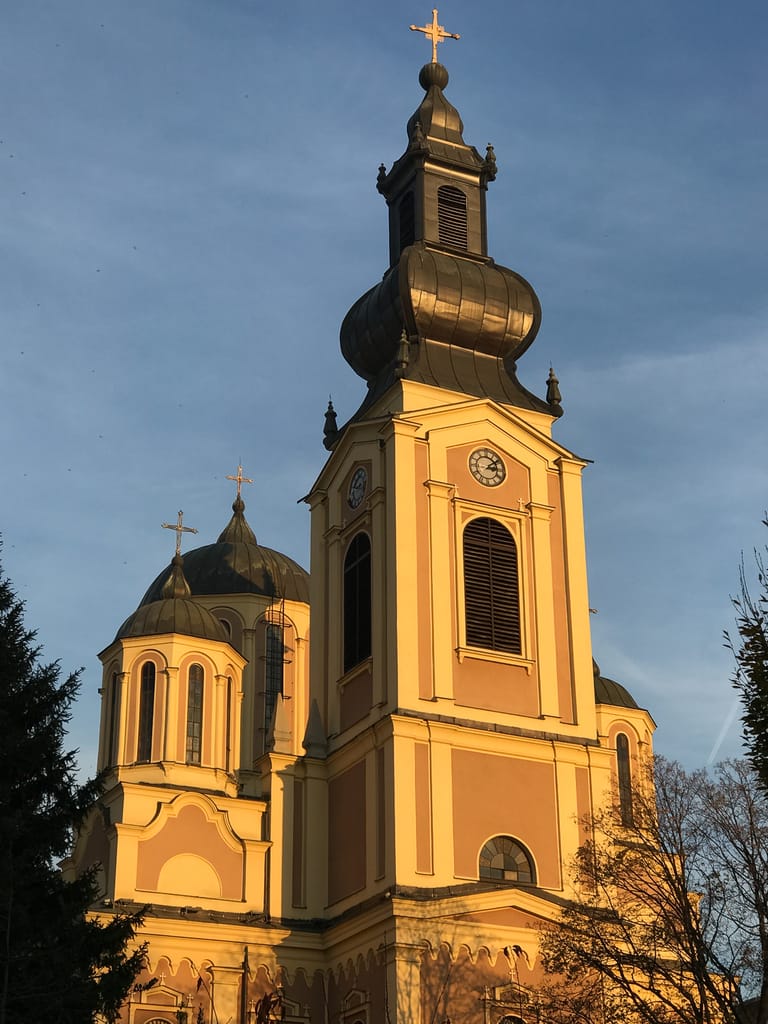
[1,0,765,777]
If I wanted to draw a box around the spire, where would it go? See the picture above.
[375,58,491,266]
[339,58,553,420]
[546,366,563,415]
[160,553,192,599]
[323,398,339,450]
[217,495,257,545]
[218,464,258,544]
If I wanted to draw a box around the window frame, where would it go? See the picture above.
[264,621,285,732]
[137,661,156,763]
[106,670,121,767]
[455,506,530,666]
[342,531,373,674]
[616,732,634,826]
[185,663,204,765]
[478,835,536,884]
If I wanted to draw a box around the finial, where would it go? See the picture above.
[161,510,198,557]
[377,163,387,193]
[226,462,253,500]
[323,397,339,450]
[410,8,460,64]
[409,120,427,151]
[546,366,563,415]
[484,143,497,182]
[394,328,411,380]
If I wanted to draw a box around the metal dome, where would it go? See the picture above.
[138,497,310,606]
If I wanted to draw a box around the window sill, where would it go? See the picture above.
[455,646,534,673]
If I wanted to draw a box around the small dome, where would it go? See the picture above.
[116,596,228,644]
[593,659,639,710]
[138,497,310,606]
[116,554,228,643]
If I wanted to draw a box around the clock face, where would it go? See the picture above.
[469,447,506,487]
[348,466,368,509]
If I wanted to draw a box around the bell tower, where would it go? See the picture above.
[302,40,619,931]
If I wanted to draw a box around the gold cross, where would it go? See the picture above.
[410,8,460,64]
[226,463,254,499]
[161,510,198,556]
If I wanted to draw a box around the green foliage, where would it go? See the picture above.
[728,515,768,791]
[0,558,145,1024]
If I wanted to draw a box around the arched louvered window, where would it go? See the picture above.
[137,662,155,763]
[264,623,284,730]
[479,835,534,883]
[437,185,468,249]
[186,664,204,764]
[399,190,415,251]
[464,518,521,654]
[343,533,372,673]
[617,733,633,826]
[106,671,120,766]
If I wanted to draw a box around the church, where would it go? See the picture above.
[64,15,655,1024]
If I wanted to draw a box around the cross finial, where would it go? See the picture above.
[226,462,254,499]
[410,8,460,64]
[161,510,198,557]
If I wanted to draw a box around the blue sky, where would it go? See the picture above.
[1,0,765,775]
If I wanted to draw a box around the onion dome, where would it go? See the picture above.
[138,496,310,605]
[593,659,639,710]
[339,62,557,423]
[116,555,228,643]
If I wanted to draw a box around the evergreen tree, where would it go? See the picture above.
[0,559,145,1024]
[728,515,768,790]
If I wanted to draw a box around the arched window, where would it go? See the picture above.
[107,671,120,766]
[186,664,204,764]
[399,190,415,251]
[264,623,284,730]
[225,676,232,771]
[617,733,633,826]
[343,533,372,673]
[464,518,521,654]
[137,662,155,763]
[479,836,534,883]
[437,185,468,249]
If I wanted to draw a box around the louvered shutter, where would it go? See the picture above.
[464,518,521,654]
[437,185,468,249]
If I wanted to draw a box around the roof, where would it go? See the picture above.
[139,497,310,606]
[115,554,229,644]
[593,660,640,710]
[116,596,229,644]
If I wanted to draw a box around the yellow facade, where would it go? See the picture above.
[65,51,656,1024]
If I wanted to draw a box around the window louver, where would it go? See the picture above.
[464,517,521,654]
[437,185,468,249]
